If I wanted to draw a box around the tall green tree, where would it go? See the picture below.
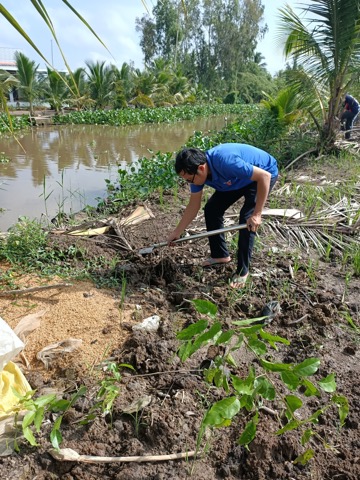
[42,68,69,113]
[85,61,115,109]
[0,71,19,111]
[66,67,91,111]
[278,0,360,147]
[15,51,39,115]
[204,0,266,93]
[136,0,267,96]
[111,62,134,108]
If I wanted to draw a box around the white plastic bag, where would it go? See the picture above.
[0,317,24,372]
[132,315,160,332]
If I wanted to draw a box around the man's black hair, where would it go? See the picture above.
[175,148,207,174]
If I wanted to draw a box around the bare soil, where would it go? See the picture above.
[0,169,359,480]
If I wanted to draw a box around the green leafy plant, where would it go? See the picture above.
[13,386,86,450]
[177,299,348,464]
[83,361,134,425]
[0,218,48,266]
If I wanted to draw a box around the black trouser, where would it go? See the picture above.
[204,176,278,275]
[341,110,359,139]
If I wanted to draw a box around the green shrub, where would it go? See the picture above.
[0,218,47,265]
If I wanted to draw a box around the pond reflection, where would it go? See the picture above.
[0,115,232,230]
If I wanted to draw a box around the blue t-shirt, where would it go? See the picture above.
[345,94,360,114]
[190,143,278,193]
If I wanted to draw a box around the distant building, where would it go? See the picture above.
[0,46,65,105]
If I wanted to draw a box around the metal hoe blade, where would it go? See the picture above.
[139,223,248,255]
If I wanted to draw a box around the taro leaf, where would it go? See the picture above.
[259,330,290,350]
[281,371,300,390]
[203,397,241,427]
[260,359,292,372]
[293,448,315,465]
[302,379,320,397]
[254,376,276,400]
[176,319,208,340]
[285,394,303,414]
[248,337,267,355]
[301,428,314,446]
[191,299,218,316]
[293,358,320,377]
[331,395,349,426]
[238,413,259,447]
[318,373,336,393]
[276,419,300,435]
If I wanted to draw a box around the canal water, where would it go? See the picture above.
[0,115,231,231]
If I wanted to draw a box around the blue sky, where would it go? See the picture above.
[0,1,309,75]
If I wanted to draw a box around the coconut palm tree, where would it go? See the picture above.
[41,68,69,113]
[85,61,116,109]
[278,0,360,148]
[15,51,40,116]
[67,68,92,111]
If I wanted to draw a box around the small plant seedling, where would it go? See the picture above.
[13,385,86,451]
[176,299,348,465]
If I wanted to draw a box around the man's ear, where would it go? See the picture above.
[198,163,206,173]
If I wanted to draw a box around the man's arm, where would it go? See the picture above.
[248,166,271,231]
[166,191,203,242]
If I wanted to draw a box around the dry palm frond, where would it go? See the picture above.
[50,205,155,252]
[261,196,359,254]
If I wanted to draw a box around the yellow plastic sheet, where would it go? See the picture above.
[0,361,31,418]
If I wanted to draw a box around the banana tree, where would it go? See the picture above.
[278,0,360,148]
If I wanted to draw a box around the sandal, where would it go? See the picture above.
[229,272,249,289]
[202,257,231,267]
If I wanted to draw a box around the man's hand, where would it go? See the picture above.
[247,212,262,232]
[166,231,180,244]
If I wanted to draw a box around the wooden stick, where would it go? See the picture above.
[49,447,197,463]
[0,283,73,297]
[288,314,309,325]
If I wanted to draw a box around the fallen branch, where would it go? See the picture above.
[0,283,73,297]
[284,148,318,171]
[49,447,197,464]
[288,314,310,325]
